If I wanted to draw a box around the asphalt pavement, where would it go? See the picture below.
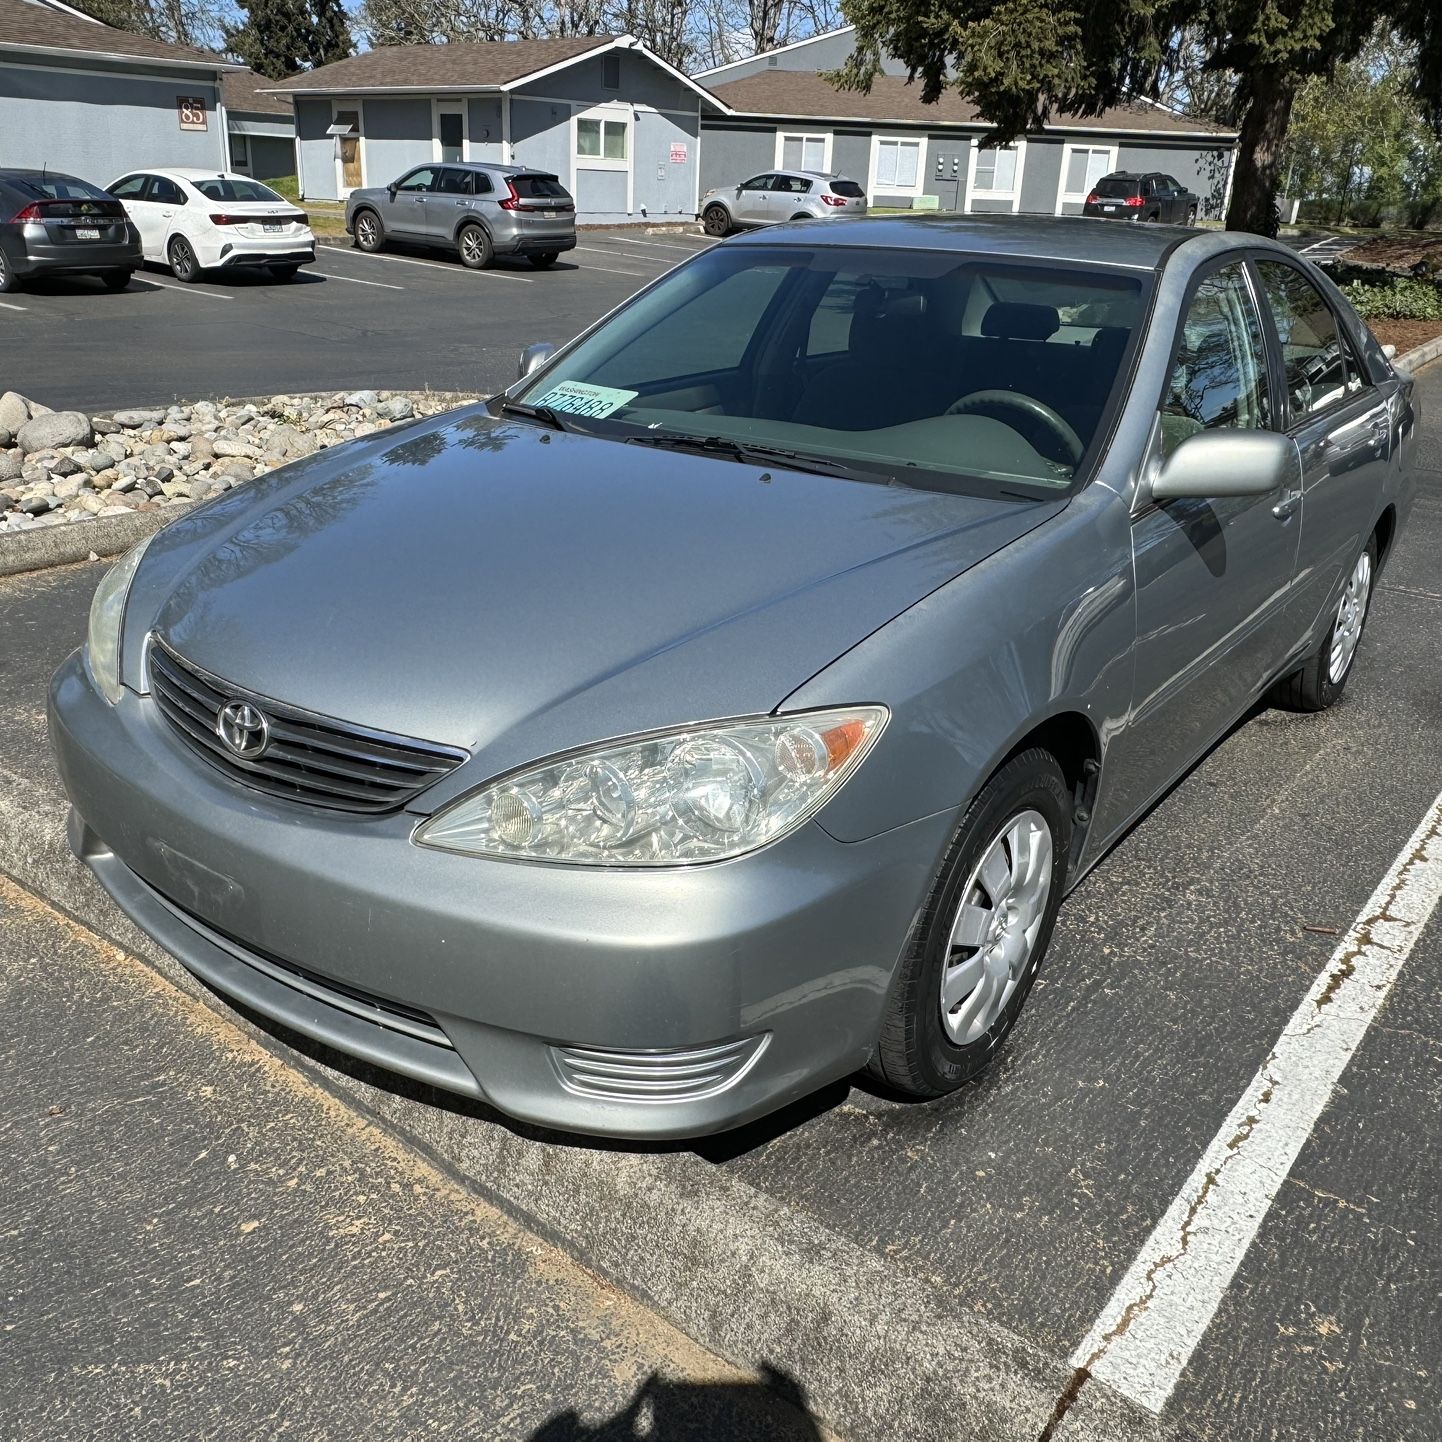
[0,874,829,1442]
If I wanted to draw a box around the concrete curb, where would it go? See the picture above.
[1398,336,1442,375]
[0,778,1182,1442]
[0,505,192,578]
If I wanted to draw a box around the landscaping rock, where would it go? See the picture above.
[0,392,30,435]
[110,408,165,428]
[17,411,93,454]
[0,451,22,484]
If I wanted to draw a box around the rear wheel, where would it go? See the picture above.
[868,749,1071,1098]
[702,204,731,237]
[789,211,812,221]
[0,249,20,293]
[458,222,493,269]
[528,252,558,269]
[100,269,132,291]
[353,209,384,253]
[269,264,301,281]
[168,236,201,282]
[1269,537,1377,712]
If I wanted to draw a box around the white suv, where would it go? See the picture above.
[700,169,868,236]
[107,169,316,282]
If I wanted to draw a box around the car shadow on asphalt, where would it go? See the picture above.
[526,1366,826,1441]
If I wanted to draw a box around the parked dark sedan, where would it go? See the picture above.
[0,169,141,292]
[1083,171,1199,224]
[50,216,1416,1140]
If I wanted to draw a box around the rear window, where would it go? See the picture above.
[510,174,569,200]
[827,180,866,198]
[14,175,113,202]
[1093,178,1139,198]
[193,177,286,204]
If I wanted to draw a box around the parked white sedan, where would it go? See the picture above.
[106,169,315,283]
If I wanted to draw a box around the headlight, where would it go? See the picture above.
[415,706,887,866]
[84,533,153,704]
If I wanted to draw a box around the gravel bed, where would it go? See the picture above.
[0,389,479,535]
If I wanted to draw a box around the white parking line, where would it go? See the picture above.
[607,235,709,252]
[0,300,26,312]
[1073,787,1442,1413]
[134,277,232,300]
[575,263,655,278]
[309,266,405,290]
[319,247,533,282]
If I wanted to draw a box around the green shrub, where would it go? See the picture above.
[1341,274,1442,320]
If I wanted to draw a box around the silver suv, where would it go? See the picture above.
[345,163,576,270]
[699,169,867,236]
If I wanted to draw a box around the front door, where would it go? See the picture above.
[733,174,773,224]
[929,140,968,212]
[436,105,465,163]
[334,107,362,193]
[1252,257,1394,641]
[1118,260,1302,809]
[384,166,436,238]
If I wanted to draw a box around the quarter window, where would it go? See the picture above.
[1161,263,1271,456]
[1254,260,1365,423]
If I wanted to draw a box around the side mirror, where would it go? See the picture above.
[1150,429,1300,502]
[387,184,397,200]
[517,341,557,379]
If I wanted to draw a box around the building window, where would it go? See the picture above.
[776,131,830,172]
[577,115,629,164]
[602,52,620,89]
[870,135,926,196]
[966,140,1026,212]
[1056,143,1116,212]
[228,133,249,171]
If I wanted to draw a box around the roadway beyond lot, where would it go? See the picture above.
[0,364,1437,1437]
[2,228,717,411]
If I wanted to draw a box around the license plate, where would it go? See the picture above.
[75,227,100,240]
[263,223,283,233]
[543,210,557,219]
[1103,205,1119,212]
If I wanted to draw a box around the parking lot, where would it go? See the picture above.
[2,227,717,410]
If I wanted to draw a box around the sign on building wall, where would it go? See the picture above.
[669,142,688,164]
[177,97,208,131]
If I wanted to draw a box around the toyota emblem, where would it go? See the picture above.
[217,700,270,759]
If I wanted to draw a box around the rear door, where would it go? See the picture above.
[384,167,436,239]
[1252,257,1393,640]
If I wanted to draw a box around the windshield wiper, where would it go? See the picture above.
[497,399,573,432]
[624,432,891,485]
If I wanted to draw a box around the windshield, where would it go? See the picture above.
[512,244,1148,498]
[193,177,287,204]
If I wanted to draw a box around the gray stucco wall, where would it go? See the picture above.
[698,120,773,193]
[468,96,504,161]
[510,95,571,178]
[296,95,335,199]
[0,55,224,184]
[246,134,296,180]
[363,96,432,185]
[1115,139,1232,218]
[635,108,699,219]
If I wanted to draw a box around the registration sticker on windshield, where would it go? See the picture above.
[529,381,637,418]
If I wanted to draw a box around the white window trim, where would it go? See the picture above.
[867,133,928,198]
[774,129,832,174]
[330,96,366,198]
[431,98,469,164]
[571,101,634,215]
[964,137,1026,213]
[1054,141,1118,214]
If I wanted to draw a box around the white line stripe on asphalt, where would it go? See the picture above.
[134,278,232,300]
[607,236,709,252]
[1073,787,1442,1413]
[310,266,405,290]
[319,247,534,282]
[575,263,655,278]
[0,300,26,311]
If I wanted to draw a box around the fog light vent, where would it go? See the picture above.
[551,1035,767,1103]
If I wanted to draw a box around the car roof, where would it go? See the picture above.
[0,167,86,179]
[724,212,1286,273]
[400,161,553,176]
[770,168,855,182]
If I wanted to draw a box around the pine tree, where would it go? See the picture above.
[224,0,354,79]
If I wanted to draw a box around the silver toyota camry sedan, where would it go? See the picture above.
[50,216,1418,1139]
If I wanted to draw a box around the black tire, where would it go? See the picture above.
[269,264,301,281]
[353,209,384,253]
[168,236,202,282]
[869,749,1072,1098]
[1269,536,1378,712]
[528,252,558,269]
[702,204,731,238]
[100,269,132,291]
[789,212,812,221]
[457,222,493,270]
[1185,206,1198,226]
[0,247,18,293]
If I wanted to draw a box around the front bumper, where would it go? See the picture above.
[49,651,949,1138]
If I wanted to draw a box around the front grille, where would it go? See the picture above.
[149,636,467,814]
[551,1036,768,1103]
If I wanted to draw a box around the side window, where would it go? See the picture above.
[1163,175,1183,192]
[1255,260,1366,423]
[1160,263,1271,456]
[738,174,773,192]
[396,168,436,193]
[435,168,471,195]
[473,171,493,195]
[109,175,148,200]
[149,177,185,205]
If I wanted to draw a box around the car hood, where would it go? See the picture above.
[133,409,1063,802]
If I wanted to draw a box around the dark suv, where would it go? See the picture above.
[345,163,576,270]
[0,169,142,292]
[1082,172,1199,225]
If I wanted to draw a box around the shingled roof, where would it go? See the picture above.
[710,71,1236,140]
[223,66,292,117]
[0,0,232,69]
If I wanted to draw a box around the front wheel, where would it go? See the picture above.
[168,236,202,282]
[868,749,1071,1098]
[457,223,493,270]
[528,252,558,269]
[1269,537,1377,712]
[0,248,20,293]
[702,204,731,238]
[1185,205,1198,226]
[353,210,384,253]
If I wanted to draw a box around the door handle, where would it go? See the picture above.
[1272,491,1302,520]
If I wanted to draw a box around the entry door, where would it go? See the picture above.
[928,141,968,212]
[436,104,465,163]
[1121,261,1301,806]
[334,106,362,193]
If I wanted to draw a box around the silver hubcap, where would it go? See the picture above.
[941,810,1053,1046]
[462,230,483,261]
[1328,550,1372,684]
[358,217,376,245]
